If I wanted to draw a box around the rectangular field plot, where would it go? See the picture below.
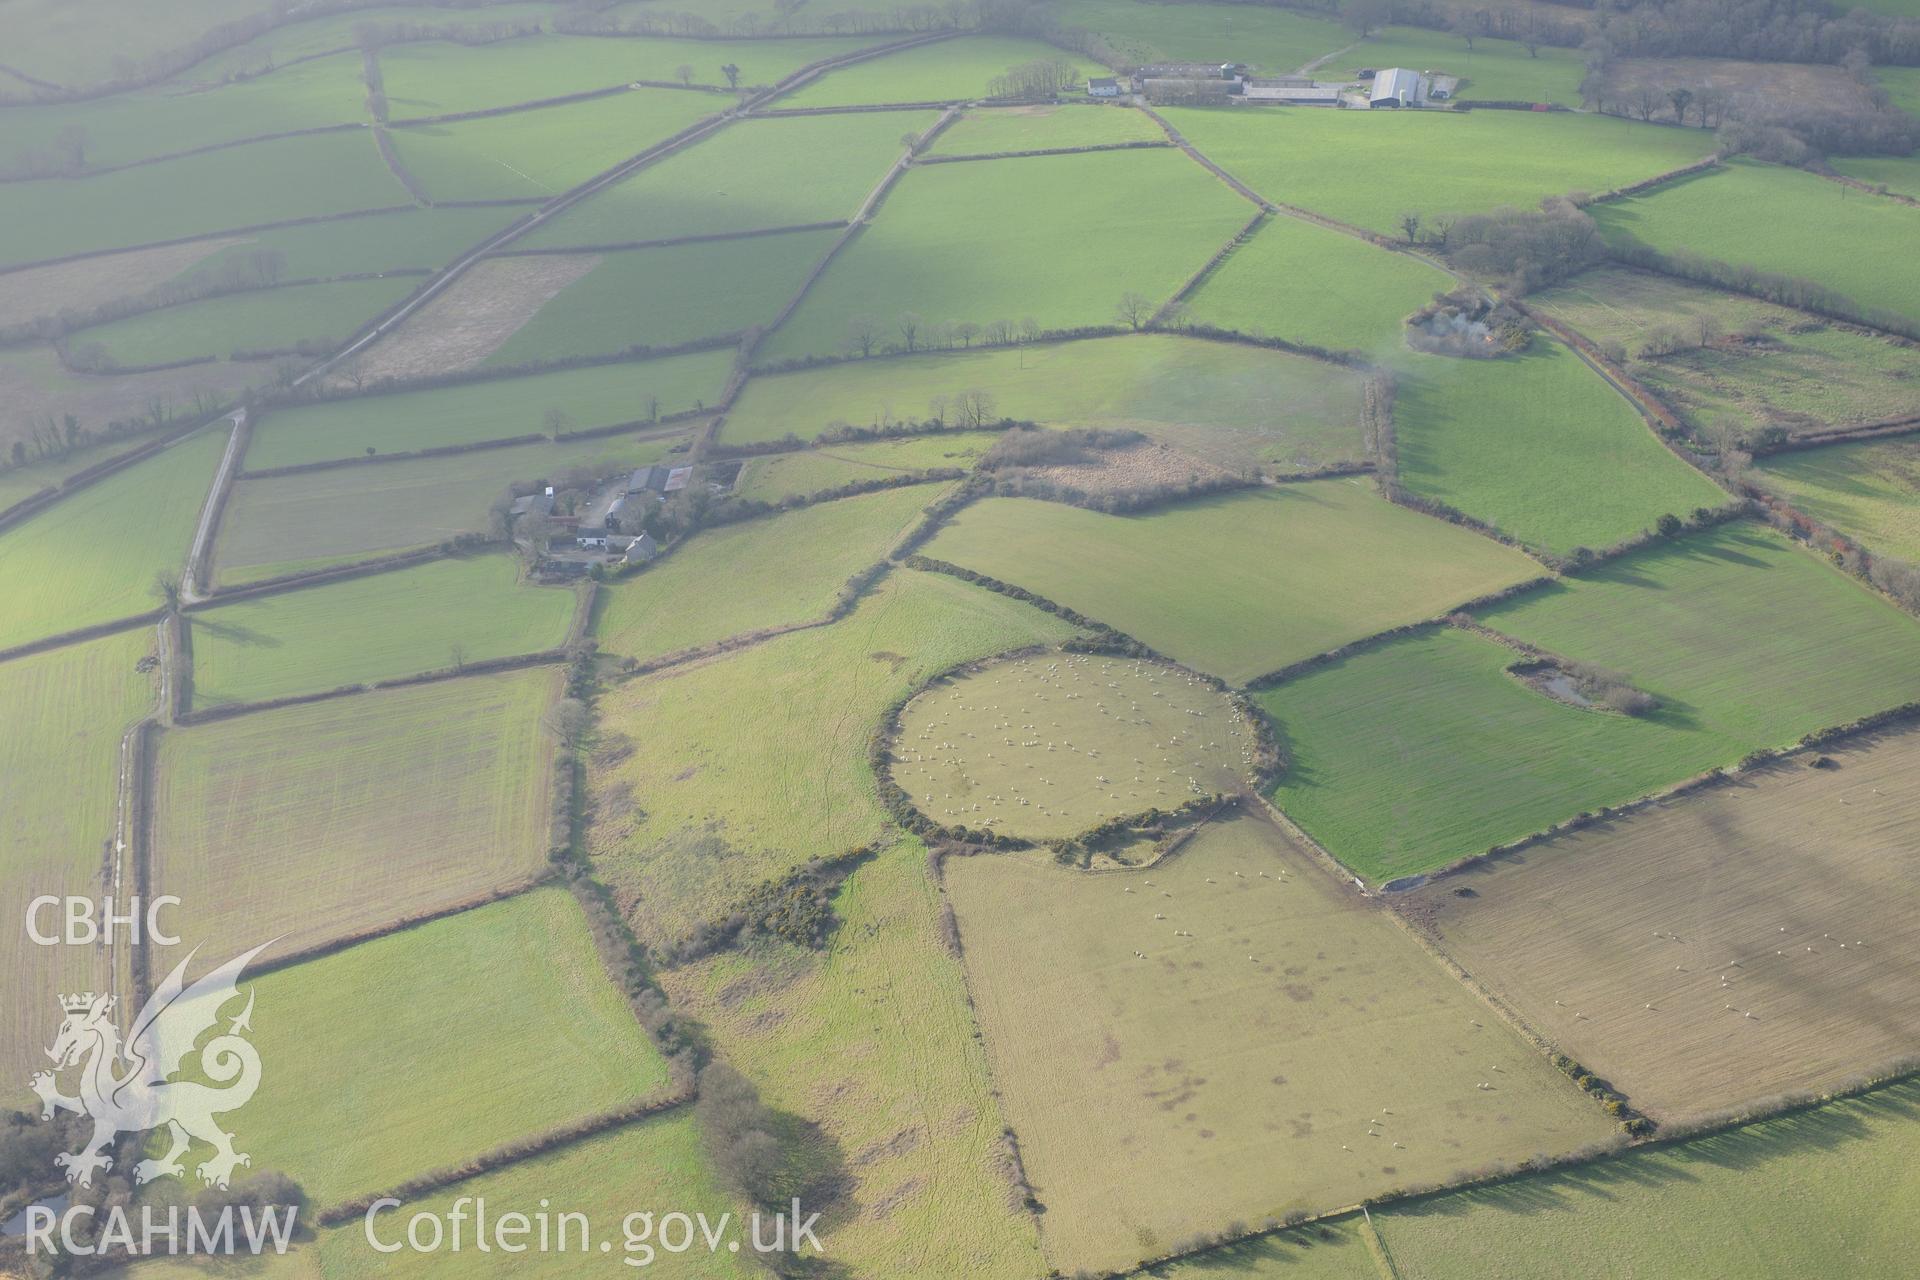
[1393,340,1725,556]
[927,102,1165,154]
[1755,437,1920,562]
[1833,152,1920,199]
[517,110,933,249]
[1258,626,1737,884]
[378,33,882,115]
[661,842,1046,1279]
[214,434,687,585]
[162,888,668,1207]
[1531,267,1920,441]
[586,570,1077,948]
[1042,0,1348,75]
[732,431,998,502]
[1375,1082,1920,1279]
[726,334,1369,473]
[1479,523,1920,748]
[152,669,559,961]
[389,89,721,202]
[484,229,840,364]
[176,205,522,280]
[593,482,947,663]
[924,483,1541,683]
[0,429,223,651]
[247,354,725,469]
[69,277,416,368]
[1184,213,1453,354]
[1164,107,1714,237]
[189,553,576,707]
[0,49,368,171]
[0,131,410,269]
[1593,160,1920,329]
[0,629,153,1100]
[757,148,1251,362]
[311,1110,752,1278]
[945,812,1613,1275]
[1403,726,1920,1123]
[779,35,1097,107]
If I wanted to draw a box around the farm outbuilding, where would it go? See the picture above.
[1087,76,1122,97]
[1369,68,1430,107]
[1244,82,1344,106]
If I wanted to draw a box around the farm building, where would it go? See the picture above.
[1135,62,1239,82]
[1144,77,1233,105]
[1369,68,1430,107]
[507,493,554,520]
[576,530,610,550]
[623,532,660,565]
[1087,76,1122,97]
[1244,81,1344,106]
[627,464,694,495]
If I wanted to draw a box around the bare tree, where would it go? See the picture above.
[952,320,980,348]
[1115,292,1152,330]
[1399,211,1423,244]
[543,407,571,440]
[720,62,740,90]
[897,311,923,351]
[927,393,949,426]
[1341,0,1389,38]
[152,571,182,615]
[845,313,880,357]
[450,643,467,672]
[544,698,592,749]
[1634,85,1661,122]
[1667,86,1693,124]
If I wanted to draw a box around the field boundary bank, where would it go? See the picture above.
[296,31,954,391]
[749,100,962,117]
[0,204,418,276]
[371,123,430,206]
[312,1090,694,1228]
[180,412,249,604]
[916,139,1173,164]
[1582,154,1723,207]
[194,543,463,605]
[1154,209,1269,327]
[0,609,165,668]
[1813,167,1920,210]
[1747,414,1920,456]
[0,120,369,185]
[488,220,847,258]
[174,647,570,726]
[1359,1209,1403,1280]
[0,408,233,536]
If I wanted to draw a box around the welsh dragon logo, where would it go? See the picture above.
[30,942,273,1190]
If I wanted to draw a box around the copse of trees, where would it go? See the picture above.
[1421,199,1605,293]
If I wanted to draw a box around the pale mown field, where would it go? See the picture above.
[946,810,1613,1275]
[1402,725,1920,1123]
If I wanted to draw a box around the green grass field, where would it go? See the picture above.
[0,49,367,170]
[214,434,684,585]
[757,147,1251,361]
[924,483,1540,682]
[164,888,667,1207]
[1184,213,1452,353]
[378,33,884,115]
[245,357,724,468]
[0,628,153,1102]
[0,0,288,95]
[1041,0,1348,73]
[189,553,576,706]
[660,839,1047,1279]
[1593,160,1920,329]
[731,431,999,502]
[1755,438,1920,562]
[1166,106,1715,236]
[891,653,1250,839]
[727,333,1368,473]
[484,229,840,364]
[593,482,945,664]
[69,277,416,368]
[1531,266,1920,440]
[780,35,1098,107]
[1479,522,1920,745]
[1392,340,1726,555]
[312,1109,753,1277]
[946,811,1613,1273]
[927,102,1165,154]
[1267,523,1920,880]
[587,569,1079,948]
[517,110,932,249]
[153,668,559,960]
[1329,27,1587,103]
[389,89,722,202]
[0,130,410,269]
[174,205,521,280]
[0,429,222,650]
[1830,153,1920,200]
[1874,64,1920,115]
[1376,1082,1920,1279]
[1259,625,1739,882]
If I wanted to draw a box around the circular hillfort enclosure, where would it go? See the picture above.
[887,651,1251,843]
